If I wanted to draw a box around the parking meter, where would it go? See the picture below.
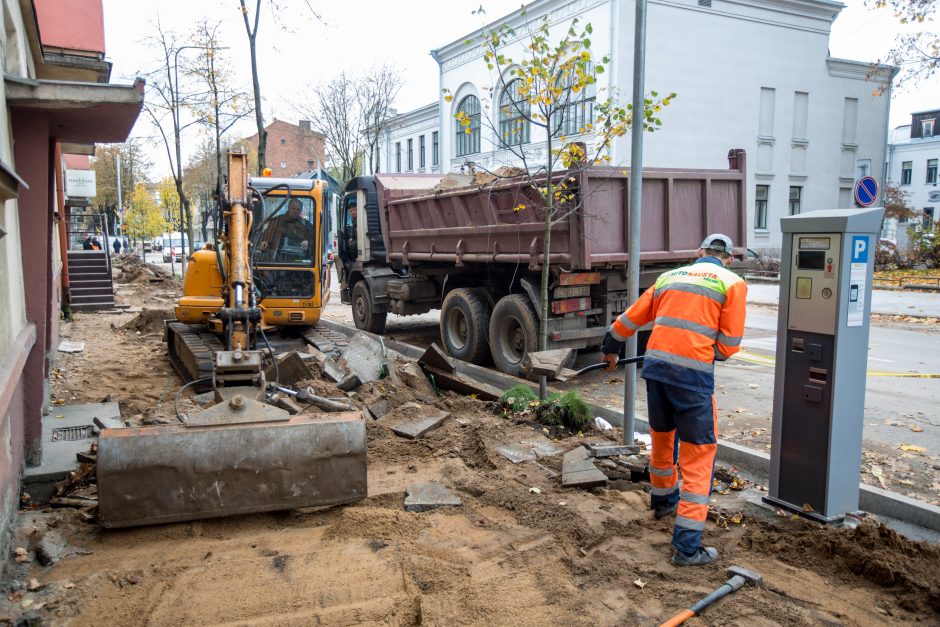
[765,207,884,522]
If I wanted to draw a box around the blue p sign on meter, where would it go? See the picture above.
[854,176,878,207]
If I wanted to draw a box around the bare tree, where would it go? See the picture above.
[868,0,938,89]
[238,0,267,175]
[358,65,404,175]
[299,72,362,186]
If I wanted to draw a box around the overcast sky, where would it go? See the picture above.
[101,0,938,177]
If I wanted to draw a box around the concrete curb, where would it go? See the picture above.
[319,319,940,533]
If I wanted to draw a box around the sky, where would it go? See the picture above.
[101,0,939,178]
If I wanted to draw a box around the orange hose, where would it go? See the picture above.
[659,608,695,627]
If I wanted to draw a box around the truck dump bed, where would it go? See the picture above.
[377,151,747,271]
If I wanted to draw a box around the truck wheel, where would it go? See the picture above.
[440,288,491,365]
[352,281,387,334]
[489,294,539,377]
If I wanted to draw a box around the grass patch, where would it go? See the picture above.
[500,384,537,413]
[535,390,591,431]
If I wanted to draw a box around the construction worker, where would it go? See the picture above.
[602,234,746,566]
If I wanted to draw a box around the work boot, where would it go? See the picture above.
[671,546,718,566]
[653,502,678,519]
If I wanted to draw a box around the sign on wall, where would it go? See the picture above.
[65,169,96,198]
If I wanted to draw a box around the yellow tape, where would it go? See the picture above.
[731,351,940,379]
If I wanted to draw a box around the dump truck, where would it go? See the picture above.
[336,149,748,377]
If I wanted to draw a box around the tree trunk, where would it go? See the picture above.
[538,133,554,400]
[244,1,266,175]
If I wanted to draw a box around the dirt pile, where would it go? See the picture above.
[112,255,173,284]
[121,308,174,335]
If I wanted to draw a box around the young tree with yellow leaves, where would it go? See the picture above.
[445,11,675,379]
[124,183,169,247]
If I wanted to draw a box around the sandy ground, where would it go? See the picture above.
[3,257,938,625]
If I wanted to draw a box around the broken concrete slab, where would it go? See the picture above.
[57,341,85,354]
[562,447,608,488]
[404,482,462,512]
[337,374,362,392]
[386,406,451,439]
[418,343,457,373]
[528,439,566,459]
[35,530,67,565]
[496,444,537,464]
[368,400,389,420]
[420,365,502,401]
[321,357,348,384]
[585,441,637,458]
[397,362,436,396]
[264,350,314,386]
[342,332,387,383]
[554,368,579,382]
[522,348,576,378]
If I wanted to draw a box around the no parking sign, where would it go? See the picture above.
[854,176,878,207]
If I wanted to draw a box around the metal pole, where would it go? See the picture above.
[623,0,648,449]
[173,51,187,275]
[115,152,123,255]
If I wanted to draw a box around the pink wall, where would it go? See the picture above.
[12,110,54,465]
[33,0,105,55]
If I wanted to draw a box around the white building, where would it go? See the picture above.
[885,108,940,237]
[379,103,443,176]
[380,0,896,252]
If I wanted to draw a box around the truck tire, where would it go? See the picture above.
[440,288,491,365]
[352,281,387,334]
[489,294,539,377]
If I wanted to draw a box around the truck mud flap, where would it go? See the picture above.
[97,411,367,528]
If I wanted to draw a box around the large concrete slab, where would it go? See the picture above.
[23,402,121,485]
[386,407,451,440]
[404,482,462,512]
[342,332,387,383]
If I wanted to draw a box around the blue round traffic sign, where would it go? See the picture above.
[855,176,878,207]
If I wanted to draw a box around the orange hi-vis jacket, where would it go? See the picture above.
[609,257,747,394]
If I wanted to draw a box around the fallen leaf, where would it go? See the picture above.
[870,465,887,489]
[897,479,914,486]
[730,513,743,525]
[27,579,41,591]
[899,444,926,453]
[633,578,646,589]
[909,425,924,433]
[802,502,815,513]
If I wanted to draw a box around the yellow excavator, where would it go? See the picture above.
[96,150,366,528]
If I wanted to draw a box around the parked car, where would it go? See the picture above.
[143,241,153,252]
[162,234,189,263]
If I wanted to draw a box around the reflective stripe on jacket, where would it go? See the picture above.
[608,257,747,393]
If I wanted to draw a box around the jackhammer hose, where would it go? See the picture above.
[574,355,645,377]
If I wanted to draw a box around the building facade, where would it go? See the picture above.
[378,104,442,176]
[242,119,326,177]
[886,109,940,231]
[380,0,895,252]
[0,0,142,552]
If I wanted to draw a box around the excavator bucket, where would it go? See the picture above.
[97,406,367,528]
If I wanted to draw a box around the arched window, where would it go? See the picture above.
[553,63,596,138]
[499,79,530,146]
[455,95,481,157]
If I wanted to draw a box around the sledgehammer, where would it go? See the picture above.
[658,565,762,627]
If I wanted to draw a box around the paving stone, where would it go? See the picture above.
[387,408,451,439]
[418,343,456,373]
[562,447,608,488]
[341,332,387,383]
[404,482,462,512]
[585,441,637,458]
[264,350,313,386]
[337,374,362,392]
[368,400,389,419]
[522,348,576,378]
[321,357,347,383]
[397,362,436,396]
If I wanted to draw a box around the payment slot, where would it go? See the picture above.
[765,207,884,522]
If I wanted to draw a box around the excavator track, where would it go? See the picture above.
[165,322,226,386]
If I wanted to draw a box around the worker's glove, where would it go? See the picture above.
[601,331,625,358]
[602,353,619,372]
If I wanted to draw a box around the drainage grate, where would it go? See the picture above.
[52,425,95,442]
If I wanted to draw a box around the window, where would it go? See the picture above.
[554,66,596,138]
[924,119,935,137]
[789,186,801,216]
[307,160,314,169]
[455,95,481,157]
[901,161,912,185]
[498,79,530,146]
[755,185,769,230]
[927,158,938,184]
[407,138,413,171]
[419,135,426,168]
[432,131,439,166]
[279,161,286,169]
[280,138,286,145]
[395,142,401,173]
[925,207,935,229]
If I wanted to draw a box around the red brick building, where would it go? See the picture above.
[242,119,326,176]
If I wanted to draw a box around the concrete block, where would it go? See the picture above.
[419,343,456,373]
[404,482,462,512]
[420,365,502,401]
[337,374,362,392]
[585,441,636,458]
[368,400,389,419]
[321,357,347,384]
[562,447,608,488]
[264,350,313,386]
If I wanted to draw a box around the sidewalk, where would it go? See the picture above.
[747,282,940,317]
